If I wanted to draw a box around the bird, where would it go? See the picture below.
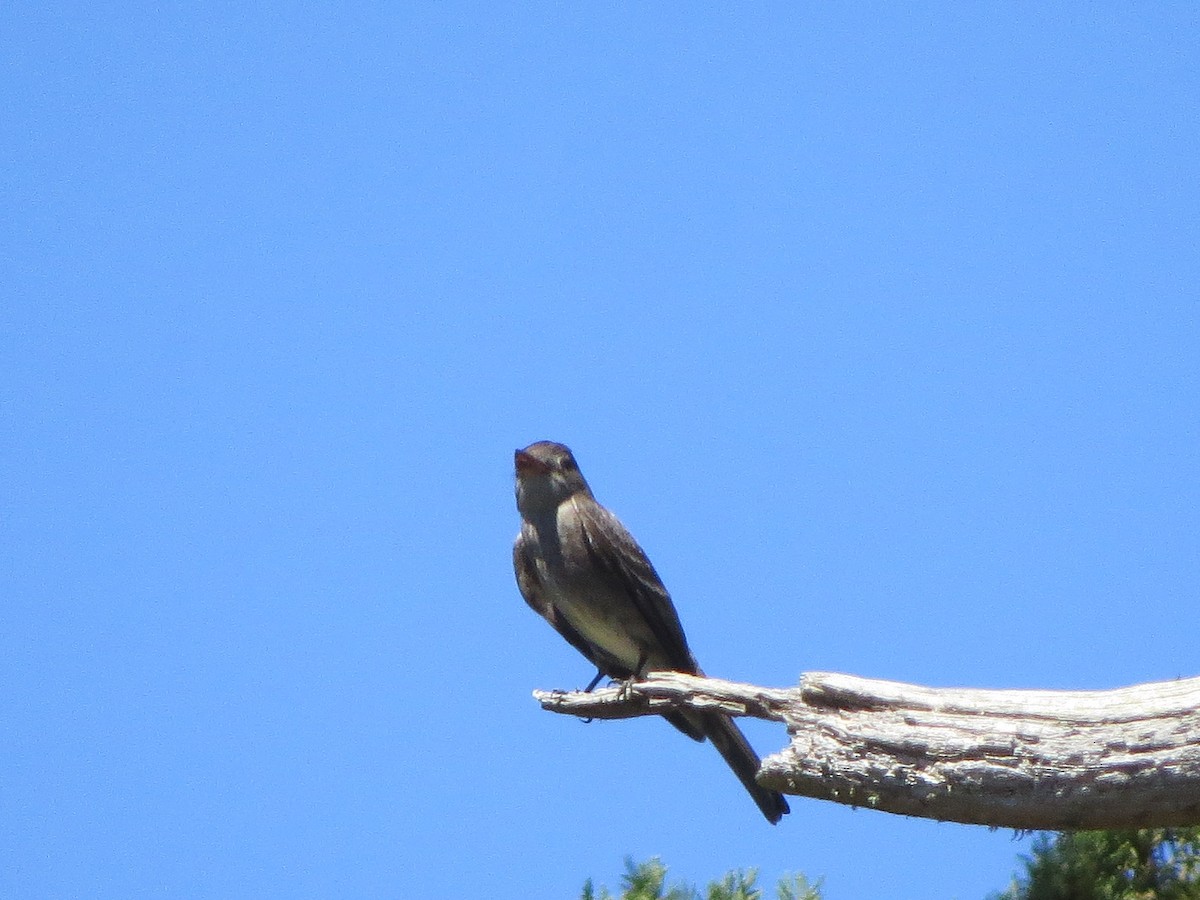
[512,440,790,824]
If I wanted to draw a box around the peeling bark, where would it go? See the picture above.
[534,671,1200,829]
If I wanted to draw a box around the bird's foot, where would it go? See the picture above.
[615,674,642,702]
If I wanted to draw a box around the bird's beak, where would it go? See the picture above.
[514,449,551,476]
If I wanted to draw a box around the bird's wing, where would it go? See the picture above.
[573,498,699,675]
[515,527,704,742]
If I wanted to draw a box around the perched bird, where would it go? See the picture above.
[512,440,790,824]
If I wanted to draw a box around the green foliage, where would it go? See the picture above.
[581,858,692,900]
[581,858,821,900]
[991,828,1200,900]
[704,867,761,900]
[774,873,823,900]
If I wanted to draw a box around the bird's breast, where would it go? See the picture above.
[524,500,653,672]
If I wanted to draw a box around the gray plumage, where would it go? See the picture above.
[512,440,789,824]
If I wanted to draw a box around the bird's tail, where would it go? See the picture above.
[701,713,790,824]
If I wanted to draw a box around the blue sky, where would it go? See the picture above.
[3,4,1198,898]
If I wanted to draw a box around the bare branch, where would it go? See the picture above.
[534,671,1200,829]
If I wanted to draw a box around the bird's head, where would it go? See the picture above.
[514,441,592,514]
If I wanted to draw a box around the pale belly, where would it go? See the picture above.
[553,587,646,672]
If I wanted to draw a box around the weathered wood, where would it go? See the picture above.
[534,671,1200,829]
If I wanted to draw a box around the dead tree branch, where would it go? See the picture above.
[534,671,1200,829]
